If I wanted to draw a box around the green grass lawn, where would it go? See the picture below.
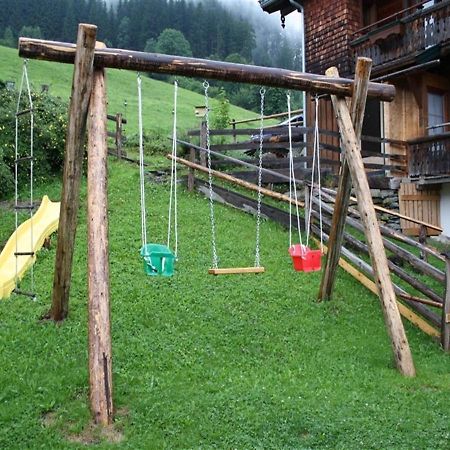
[0,160,449,449]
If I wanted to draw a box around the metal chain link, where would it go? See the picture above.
[254,87,265,267]
[204,81,218,269]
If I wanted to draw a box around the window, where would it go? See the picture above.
[427,91,445,135]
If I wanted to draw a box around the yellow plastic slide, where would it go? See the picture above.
[0,195,60,299]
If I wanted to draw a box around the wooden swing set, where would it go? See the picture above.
[18,23,416,426]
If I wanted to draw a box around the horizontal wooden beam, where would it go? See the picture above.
[19,36,395,101]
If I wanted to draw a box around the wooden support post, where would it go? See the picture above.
[87,43,113,425]
[319,58,372,302]
[116,113,123,159]
[327,68,415,377]
[50,24,97,321]
[187,147,196,192]
[442,251,450,352]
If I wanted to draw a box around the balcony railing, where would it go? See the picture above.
[408,133,450,179]
[351,1,450,70]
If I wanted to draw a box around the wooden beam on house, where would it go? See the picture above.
[319,58,372,302]
[50,24,97,321]
[87,43,113,426]
[326,66,415,377]
[19,36,395,101]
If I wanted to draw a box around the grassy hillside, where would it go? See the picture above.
[0,45,257,136]
[0,160,449,448]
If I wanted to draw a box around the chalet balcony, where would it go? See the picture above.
[350,1,450,73]
[408,132,450,182]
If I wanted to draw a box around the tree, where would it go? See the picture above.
[117,16,131,49]
[0,27,15,48]
[18,25,42,39]
[155,28,192,57]
[212,87,230,130]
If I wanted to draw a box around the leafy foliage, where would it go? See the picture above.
[0,81,67,199]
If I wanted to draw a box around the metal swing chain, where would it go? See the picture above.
[204,81,219,269]
[14,59,35,297]
[254,87,265,268]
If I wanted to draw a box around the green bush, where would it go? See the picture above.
[125,128,171,156]
[0,81,68,199]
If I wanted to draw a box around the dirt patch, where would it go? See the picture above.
[41,411,57,428]
[66,422,124,445]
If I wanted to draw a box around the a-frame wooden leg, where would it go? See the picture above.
[50,24,97,321]
[327,69,416,377]
[318,58,372,301]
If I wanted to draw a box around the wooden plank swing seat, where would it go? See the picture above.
[208,267,265,275]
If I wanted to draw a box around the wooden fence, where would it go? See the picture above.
[107,113,126,158]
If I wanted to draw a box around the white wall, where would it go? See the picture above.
[440,183,450,238]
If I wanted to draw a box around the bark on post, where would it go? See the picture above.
[442,251,450,352]
[327,69,415,377]
[87,42,113,425]
[50,24,97,321]
[318,58,372,301]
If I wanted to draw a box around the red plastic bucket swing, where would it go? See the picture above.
[289,244,322,272]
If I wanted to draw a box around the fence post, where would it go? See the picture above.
[232,119,237,143]
[116,113,123,158]
[442,251,450,352]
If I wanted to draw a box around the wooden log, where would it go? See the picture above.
[50,24,97,321]
[327,72,415,377]
[18,36,396,101]
[442,252,450,351]
[167,155,304,207]
[87,43,113,425]
[319,58,372,302]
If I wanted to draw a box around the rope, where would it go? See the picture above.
[254,87,265,268]
[14,60,35,296]
[287,93,303,250]
[306,95,324,251]
[137,74,147,249]
[167,80,178,257]
[204,81,218,270]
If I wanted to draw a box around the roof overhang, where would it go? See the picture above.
[259,0,298,15]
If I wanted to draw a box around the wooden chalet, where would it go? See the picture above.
[260,0,450,238]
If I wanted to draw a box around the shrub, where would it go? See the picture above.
[0,81,68,199]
